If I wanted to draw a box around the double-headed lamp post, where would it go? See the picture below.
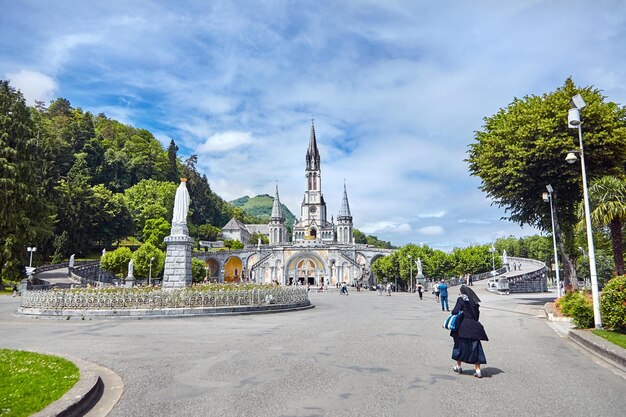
[27,247,37,268]
[149,257,154,286]
[542,185,561,297]
[408,254,413,293]
[26,247,37,279]
[566,93,602,329]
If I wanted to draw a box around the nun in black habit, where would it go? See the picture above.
[450,285,488,378]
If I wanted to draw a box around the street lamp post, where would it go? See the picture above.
[489,245,496,276]
[543,185,561,297]
[26,247,37,279]
[149,257,154,286]
[408,254,413,293]
[566,94,602,329]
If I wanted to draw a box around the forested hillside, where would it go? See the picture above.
[230,195,297,227]
[0,80,235,285]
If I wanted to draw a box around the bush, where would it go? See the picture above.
[191,258,207,283]
[132,243,165,279]
[600,275,626,332]
[556,291,594,329]
[101,247,132,277]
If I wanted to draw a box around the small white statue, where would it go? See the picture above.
[417,257,423,276]
[127,259,134,279]
[503,250,508,266]
[69,254,75,268]
[102,248,106,257]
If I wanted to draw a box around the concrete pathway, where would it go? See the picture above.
[1,286,625,417]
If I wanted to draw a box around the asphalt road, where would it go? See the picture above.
[1,285,625,417]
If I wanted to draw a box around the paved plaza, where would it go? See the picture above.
[1,286,625,417]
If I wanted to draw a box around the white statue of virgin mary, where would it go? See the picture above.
[172,179,190,225]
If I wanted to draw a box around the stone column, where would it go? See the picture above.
[162,234,194,289]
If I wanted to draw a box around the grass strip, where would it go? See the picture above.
[0,349,80,417]
[592,329,626,350]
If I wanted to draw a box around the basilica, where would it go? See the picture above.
[197,123,394,286]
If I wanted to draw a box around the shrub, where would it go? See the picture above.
[557,291,594,328]
[191,258,207,283]
[101,247,132,277]
[600,275,626,332]
[132,243,165,279]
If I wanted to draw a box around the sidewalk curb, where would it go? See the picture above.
[568,330,626,372]
[31,355,122,417]
[544,302,626,373]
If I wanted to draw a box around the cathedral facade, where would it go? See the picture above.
[196,123,393,286]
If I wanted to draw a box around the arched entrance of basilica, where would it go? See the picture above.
[286,254,326,286]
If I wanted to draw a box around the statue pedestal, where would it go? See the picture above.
[162,234,194,289]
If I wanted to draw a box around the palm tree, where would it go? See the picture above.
[583,176,626,275]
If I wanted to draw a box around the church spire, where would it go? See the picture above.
[271,183,284,220]
[337,182,352,219]
[306,119,320,171]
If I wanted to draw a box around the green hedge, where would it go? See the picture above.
[556,291,594,329]
[600,275,626,332]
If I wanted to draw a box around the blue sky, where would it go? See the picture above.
[2,1,626,250]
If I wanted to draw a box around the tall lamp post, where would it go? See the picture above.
[566,93,602,329]
[408,254,413,293]
[149,257,154,286]
[489,245,496,276]
[543,185,561,297]
[26,246,37,279]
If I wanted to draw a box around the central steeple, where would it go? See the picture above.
[306,120,320,171]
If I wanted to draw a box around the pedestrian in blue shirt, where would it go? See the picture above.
[438,279,449,311]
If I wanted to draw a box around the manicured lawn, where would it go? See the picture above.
[593,329,626,350]
[0,349,80,417]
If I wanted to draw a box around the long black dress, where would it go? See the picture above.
[450,295,488,364]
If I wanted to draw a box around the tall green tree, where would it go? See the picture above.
[0,81,56,286]
[167,139,180,183]
[584,175,626,275]
[124,179,177,237]
[467,78,626,286]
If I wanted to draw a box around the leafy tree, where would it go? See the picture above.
[131,243,165,279]
[142,218,170,250]
[101,247,132,277]
[0,80,56,285]
[576,249,615,288]
[371,255,396,284]
[467,78,626,286]
[123,180,177,236]
[583,175,626,274]
[249,232,269,245]
[198,223,221,241]
[91,185,133,247]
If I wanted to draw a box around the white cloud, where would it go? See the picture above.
[360,221,412,235]
[417,226,445,236]
[198,131,254,153]
[6,70,58,105]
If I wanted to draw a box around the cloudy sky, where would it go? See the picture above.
[2,1,626,250]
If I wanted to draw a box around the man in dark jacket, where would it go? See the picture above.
[450,285,488,378]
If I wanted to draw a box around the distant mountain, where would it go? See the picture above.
[230,194,297,227]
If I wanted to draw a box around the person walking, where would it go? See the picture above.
[450,285,488,378]
[386,283,392,296]
[433,280,440,303]
[340,281,349,295]
[12,284,18,297]
[416,283,423,300]
[438,279,449,311]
